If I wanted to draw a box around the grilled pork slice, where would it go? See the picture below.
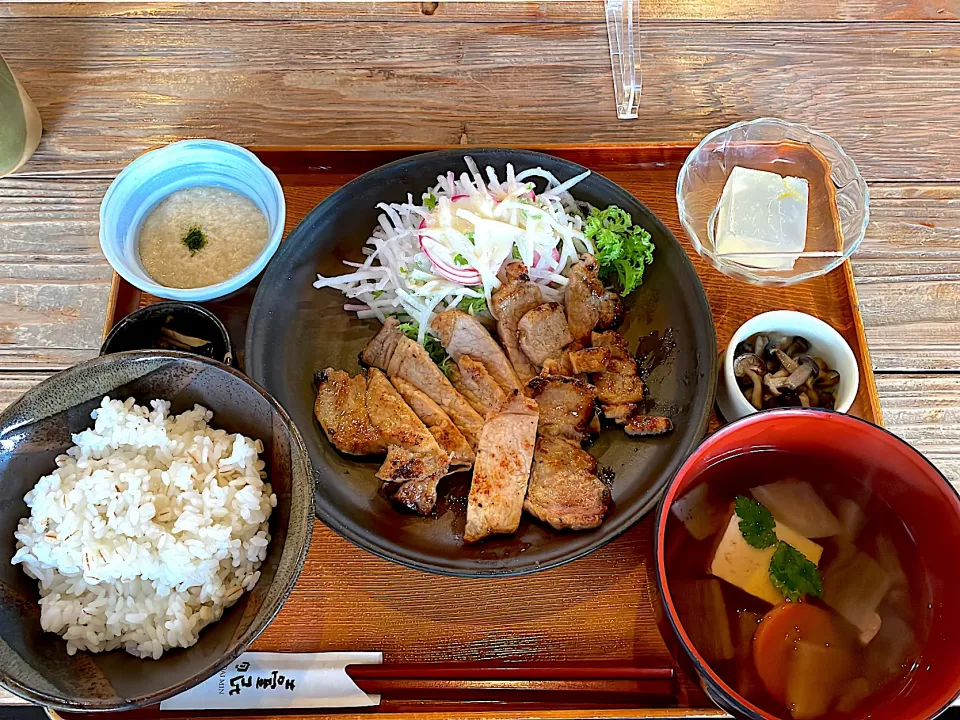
[565,254,624,345]
[517,302,574,369]
[527,374,597,444]
[362,318,484,449]
[602,402,638,424]
[431,310,522,395]
[464,392,539,543]
[590,331,646,406]
[391,470,447,515]
[569,347,610,375]
[391,377,474,471]
[366,369,449,479]
[602,400,673,437]
[361,317,403,372]
[524,436,610,531]
[589,332,674,437]
[524,374,609,530]
[594,370,646,406]
[366,369,450,514]
[624,414,674,437]
[490,262,543,383]
[541,345,578,377]
[498,259,530,285]
[448,356,507,418]
[314,369,386,456]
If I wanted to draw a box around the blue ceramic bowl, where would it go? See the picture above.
[99,140,285,302]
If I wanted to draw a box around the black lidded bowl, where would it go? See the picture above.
[0,350,312,711]
[101,302,233,365]
[245,148,717,577]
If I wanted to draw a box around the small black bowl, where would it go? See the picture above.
[101,302,233,364]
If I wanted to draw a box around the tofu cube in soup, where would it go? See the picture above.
[710,511,823,605]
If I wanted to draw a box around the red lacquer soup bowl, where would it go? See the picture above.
[654,409,960,720]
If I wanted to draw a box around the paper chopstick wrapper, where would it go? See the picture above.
[159,651,382,710]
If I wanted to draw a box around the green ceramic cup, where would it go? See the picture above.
[0,55,42,177]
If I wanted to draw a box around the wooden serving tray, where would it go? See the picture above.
[91,144,881,720]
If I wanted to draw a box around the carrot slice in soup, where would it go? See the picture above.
[752,601,843,705]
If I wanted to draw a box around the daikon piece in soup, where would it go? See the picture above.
[665,450,929,720]
[138,186,268,289]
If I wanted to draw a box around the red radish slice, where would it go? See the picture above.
[417,196,482,284]
[343,303,370,312]
[419,235,482,284]
[432,261,482,284]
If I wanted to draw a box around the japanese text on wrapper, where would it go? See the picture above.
[228,661,297,695]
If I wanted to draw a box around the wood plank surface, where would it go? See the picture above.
[2,0,955,21]
[1,19,958,181]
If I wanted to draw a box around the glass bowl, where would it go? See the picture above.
[676,118,869,287]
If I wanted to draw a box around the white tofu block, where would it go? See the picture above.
[715,166,809,270]
[709,512,823,605]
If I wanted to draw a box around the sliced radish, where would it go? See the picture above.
[419,235,482,285]
[432,261,482,285]
[532,246,562,269]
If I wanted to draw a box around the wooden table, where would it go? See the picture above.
[0,0,958,714]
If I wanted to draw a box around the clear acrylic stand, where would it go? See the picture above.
[604,0,641,119]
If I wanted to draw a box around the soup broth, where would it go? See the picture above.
[665,450,929,720]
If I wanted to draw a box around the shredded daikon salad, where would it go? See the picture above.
[313,156,596,345]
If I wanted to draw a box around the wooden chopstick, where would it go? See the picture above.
[346,663,676,702]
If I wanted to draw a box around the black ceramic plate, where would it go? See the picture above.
[246,149,716,577]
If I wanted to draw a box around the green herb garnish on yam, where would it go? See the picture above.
[584,205,654,296]
[734,495,777,549]
[769,541,824,601]
[181,225,207,255]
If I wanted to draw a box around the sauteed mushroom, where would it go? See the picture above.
[817,369,841,390]
[734,353,766,409]
[734,333,841,411]
[772,348,800,374]
[784,336,811,357]
[753,333,768,357]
